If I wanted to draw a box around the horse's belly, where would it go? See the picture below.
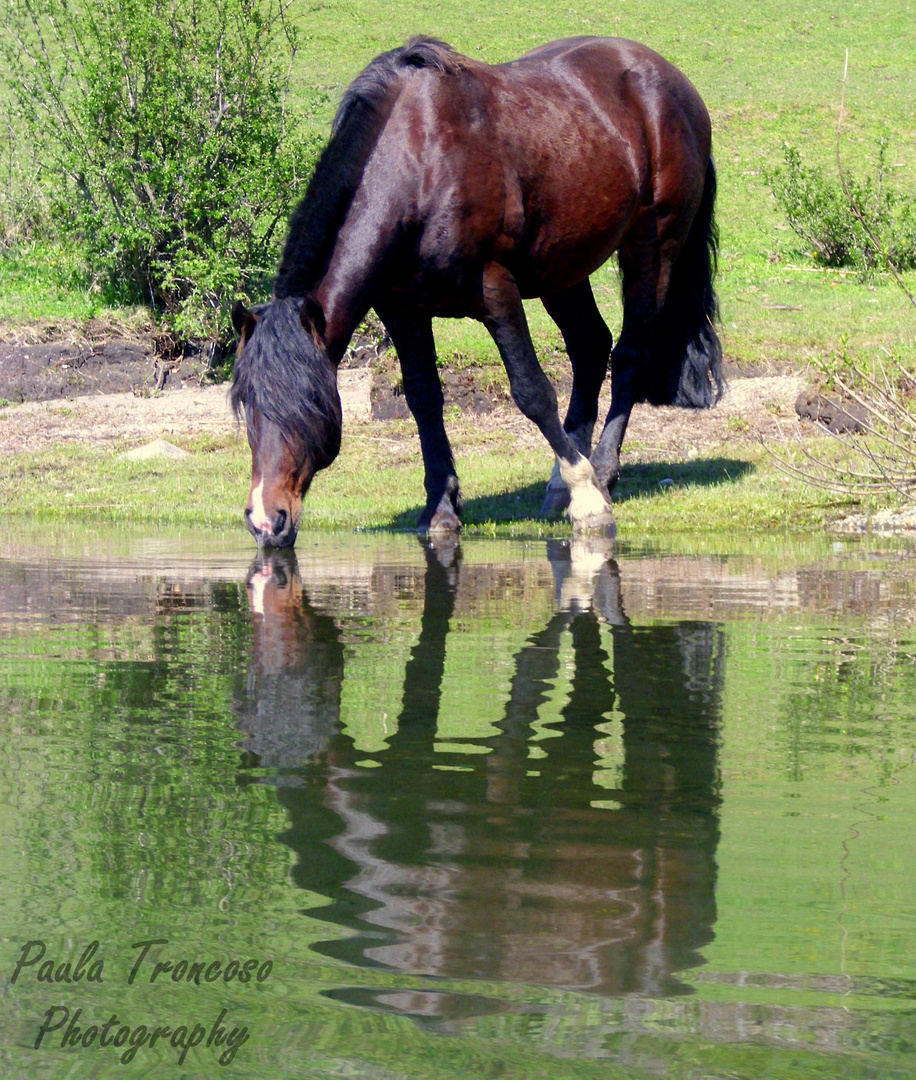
[516,196,637,295]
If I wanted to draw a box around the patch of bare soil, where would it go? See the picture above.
[0,318,207,402]
[0,320,817,460]
[624,370,807,462]
[0,381,240,453]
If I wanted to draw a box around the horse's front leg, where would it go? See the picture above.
[480,264,614,535]
[379,308,462,534]
[540,281,613,515]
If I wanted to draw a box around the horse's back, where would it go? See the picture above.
[476,39,712,291]
[496,37,711,163]
[348,36,714,299]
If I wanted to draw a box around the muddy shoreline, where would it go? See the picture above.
[4,324,914,533]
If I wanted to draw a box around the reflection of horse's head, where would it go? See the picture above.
[235,548,344,775]
[245,547,303,621]
[245,542,723,1005]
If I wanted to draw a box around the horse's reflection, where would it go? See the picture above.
[236,553,341,776]
[235,540,722,1003]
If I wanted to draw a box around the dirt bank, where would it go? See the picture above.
[0,318,816,460]
[0,364,806,461]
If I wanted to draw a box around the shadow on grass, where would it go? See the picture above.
[387,482,548,531]
[613,458,755,503]
[385,458,756,530]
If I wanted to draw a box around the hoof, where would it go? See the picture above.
[557,455,615,536]
[418,506,462,535]
[540,485,571,517]
[418,478,462,536]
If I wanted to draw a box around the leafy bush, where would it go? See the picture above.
[2,0,320,339]
[0,112,53,247]
[766,141,916,274]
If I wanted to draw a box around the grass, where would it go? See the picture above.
[0,242,103,324]
[0,416,899,537]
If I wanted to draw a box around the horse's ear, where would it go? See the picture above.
[300,294,326,341]
[232,300,259,340]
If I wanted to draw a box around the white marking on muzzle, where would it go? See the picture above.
[249,479,272,533]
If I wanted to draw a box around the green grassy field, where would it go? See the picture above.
[1,0,914,532]
[4,0,916,359]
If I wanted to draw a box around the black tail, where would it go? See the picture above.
[647,158,724,408]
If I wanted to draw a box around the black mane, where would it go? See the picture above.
[273,38,462,300]
[230,297,342,466]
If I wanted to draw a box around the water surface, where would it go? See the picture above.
[1,528,915,1078]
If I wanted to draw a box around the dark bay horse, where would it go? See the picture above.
[232,36,722,547]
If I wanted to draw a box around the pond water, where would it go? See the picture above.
[1,526,915,1079]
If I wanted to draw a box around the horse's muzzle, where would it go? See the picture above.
[245,507,298,549]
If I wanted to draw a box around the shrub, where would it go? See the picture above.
[2,0,321,339]
[0,111,52,247]
[765,141,916,274]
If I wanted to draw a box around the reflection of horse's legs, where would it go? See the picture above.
[540,281,613,515]
[538,611,616,798]
[481,263,614,533]
[387,540,461,762]
[380,309,462,533]
[486,609,570,808]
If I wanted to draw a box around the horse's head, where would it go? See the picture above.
[231,297,342,548]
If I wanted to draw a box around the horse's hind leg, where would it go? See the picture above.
[590,233,673,495]
[379,308,462,533]
[590,318,650,496]
[481,263,614,534]
[540,280,613,515]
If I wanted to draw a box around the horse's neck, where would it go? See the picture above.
[275,91,401,301]
[316,168,406,362]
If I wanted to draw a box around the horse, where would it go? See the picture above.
[231,36,723,548]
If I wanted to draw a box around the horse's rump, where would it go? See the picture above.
[398,37,714,301]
